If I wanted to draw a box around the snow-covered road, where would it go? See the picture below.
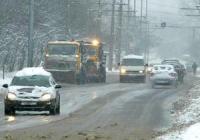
[0,73,198,140]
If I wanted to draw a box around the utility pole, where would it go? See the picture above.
[97,0,102,38]
[116,0,123,64]
[108,0,116,71]
[67,0,71,34]
[145,0,149,64]
[126,0,130,53]
[134,0,136,16]
[28,0,34,67]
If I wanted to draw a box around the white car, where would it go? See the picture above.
[150,65,178,88]
[3,67,61,115]
[120,55,146,83]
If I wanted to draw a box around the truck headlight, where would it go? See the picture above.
[120,68,127,74]
[40,94,51,101]
[7,93,17,101]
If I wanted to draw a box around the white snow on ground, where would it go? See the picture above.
[0,71,15,95]
[157,123,200,140]
[156,75,200,140]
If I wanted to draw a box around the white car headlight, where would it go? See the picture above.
[7,93,17,101]
[120,68,127,74]
[139,70,144,74]
[40,94,51,101]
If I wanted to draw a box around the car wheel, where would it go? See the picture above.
[120,76,124,83]
[4,106,15,116]
[56,99,60,114]
[49,106,56,115]
[151,83,155,89]
[49,100,57,115]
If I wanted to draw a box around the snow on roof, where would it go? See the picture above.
[153,64,174,68]
[15,67,51,77]
[123,55,144,59]
[48,41,80,45]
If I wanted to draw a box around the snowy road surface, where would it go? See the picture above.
[0,73,197,140]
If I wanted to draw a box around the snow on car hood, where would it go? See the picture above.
[8,86,54,98]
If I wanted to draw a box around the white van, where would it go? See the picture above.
[120,55,146,83]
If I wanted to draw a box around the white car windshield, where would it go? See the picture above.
[11,75,50,87]
[122,59,144,66]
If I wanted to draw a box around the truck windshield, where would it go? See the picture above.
[122,59,144,66]
[47,44,77,55]
[87,48,97,56]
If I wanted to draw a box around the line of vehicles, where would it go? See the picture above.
[44,39,106,84]
[119,55,186,88]
[1,38,188,115]
[2,39,107,116]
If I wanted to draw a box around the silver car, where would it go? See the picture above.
[150,65,178,88]
[3,67,61,115]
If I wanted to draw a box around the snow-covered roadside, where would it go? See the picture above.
[157,123,200,140]
[0,72,15,95]
[156,77,200,140]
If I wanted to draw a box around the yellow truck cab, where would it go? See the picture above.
[44,41,84,83]
[79,39,106,83]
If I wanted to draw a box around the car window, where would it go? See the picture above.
[11,75,51,87]
[122,59,144,66]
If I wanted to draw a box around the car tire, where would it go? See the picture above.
[56,99,60,114]
[49,100,57,115]
[49,107,56,115]
[4,106,15,116]
[151,83,155,89]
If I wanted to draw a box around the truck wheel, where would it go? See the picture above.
[102,76,106,83]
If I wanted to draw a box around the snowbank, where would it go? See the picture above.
[182,123,200,140]
[156,82,200,140]
[157,123,200,140]
[0,72,15,95]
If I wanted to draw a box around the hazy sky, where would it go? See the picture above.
[130,0,197,59]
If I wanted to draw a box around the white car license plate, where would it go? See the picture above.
[158,80,167,83]
[21,102,37,106]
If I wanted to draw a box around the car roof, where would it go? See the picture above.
[15,67,51,77]
[123,55,144,59]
